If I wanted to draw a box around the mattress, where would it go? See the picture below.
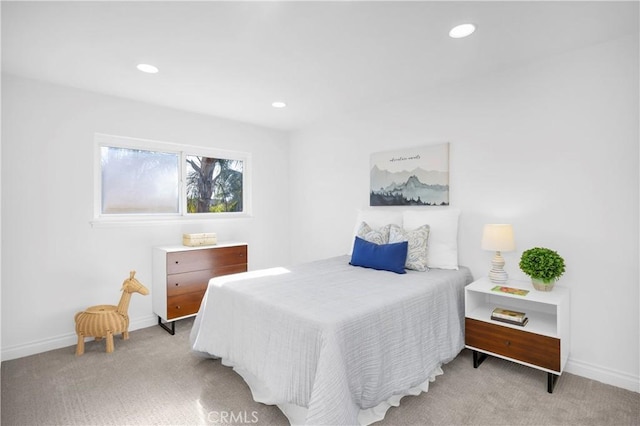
[190,255,473,425]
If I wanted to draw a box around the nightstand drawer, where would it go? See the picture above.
[465,318,560,372]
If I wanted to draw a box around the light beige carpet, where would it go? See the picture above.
[2,318,638,425]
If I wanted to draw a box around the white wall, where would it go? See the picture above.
[1,74,291,360]
[289,35,639,392]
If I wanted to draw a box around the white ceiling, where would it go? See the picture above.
[2,1,638,131]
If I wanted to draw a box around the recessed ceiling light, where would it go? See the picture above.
[136,63,159,74]
[449,23,476,39]
[272,101,287,108]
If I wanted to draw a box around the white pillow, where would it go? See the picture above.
[350,209,403,254]
[403,209,460,270]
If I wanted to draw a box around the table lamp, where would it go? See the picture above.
[481,224,515,284]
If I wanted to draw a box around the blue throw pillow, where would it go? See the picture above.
[350,236,408,274]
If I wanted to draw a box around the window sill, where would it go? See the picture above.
[90,213,253,228]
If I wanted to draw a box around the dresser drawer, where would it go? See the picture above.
[166,292,206,320]
[167,245,247,274]
[166,269,211,297]
[167,264,249,297]
[465,318,560,372]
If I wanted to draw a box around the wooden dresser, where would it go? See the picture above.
[152,242,247,334]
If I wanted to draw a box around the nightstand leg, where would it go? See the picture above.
[547,373,559,393]
[472,350,488,368]
[158,316,175,335]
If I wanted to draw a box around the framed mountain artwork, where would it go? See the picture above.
[370,143,449,206]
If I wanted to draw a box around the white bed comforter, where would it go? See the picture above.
[190,255,473,425]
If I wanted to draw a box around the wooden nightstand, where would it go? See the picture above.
[464,277,570,393]
[152,242,247,334]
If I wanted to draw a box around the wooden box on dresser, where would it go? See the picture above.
[464,277,570,393]
[152,242,247,334]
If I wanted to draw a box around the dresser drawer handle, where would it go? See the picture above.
[176,305,181,310]
[175,283,179,286]
[505,341,511,346]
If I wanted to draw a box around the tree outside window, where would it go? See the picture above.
[185,156,244,213]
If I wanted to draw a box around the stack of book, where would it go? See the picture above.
[491,308,529,327]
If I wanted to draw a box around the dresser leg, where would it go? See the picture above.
[158,316,175,335]
[547,373,559,393]
[472,350,488,368]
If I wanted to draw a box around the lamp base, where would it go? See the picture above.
[488,269,509,284]
[488,251,509,284]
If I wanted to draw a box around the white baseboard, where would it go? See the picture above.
[1,314,158,362]
[565,357,639,393]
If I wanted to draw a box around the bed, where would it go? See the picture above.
[190,208,473,425]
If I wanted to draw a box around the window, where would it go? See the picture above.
[185,155,244,213]
[101,147,180,214]
[94,134,250,223]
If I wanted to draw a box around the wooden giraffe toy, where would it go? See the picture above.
[74,271,149,355]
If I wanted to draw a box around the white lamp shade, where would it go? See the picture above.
[481,224,515,252]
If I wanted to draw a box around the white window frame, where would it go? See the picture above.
[92,133,252,226]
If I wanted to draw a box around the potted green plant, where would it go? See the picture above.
[519,247,566,291]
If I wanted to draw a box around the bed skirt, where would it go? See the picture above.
[216,355,444,426]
